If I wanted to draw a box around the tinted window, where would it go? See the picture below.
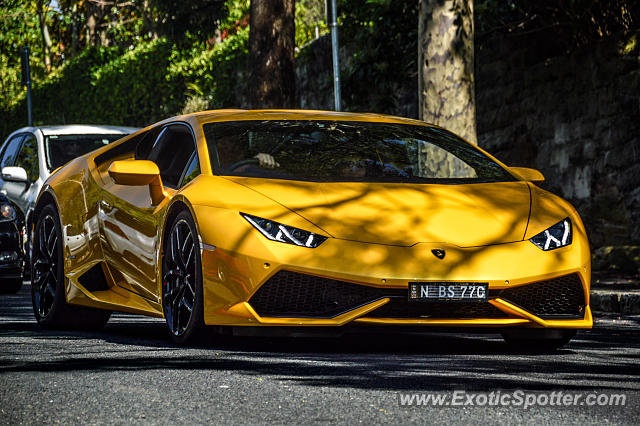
[203,121,514,184]
[46,134,122,170]
[1,134,25,169]
[14,134,39,182]
[147,125,196,188]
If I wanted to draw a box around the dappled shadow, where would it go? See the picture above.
[1,327,639,393]
[2,285,638,393]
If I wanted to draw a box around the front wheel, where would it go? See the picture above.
[162,209,206,344]
[501,329,576,352]
[31,204,111,329]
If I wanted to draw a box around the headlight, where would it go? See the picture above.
[0,203,16,222]
[241,213,327,248]
[529,218,572,251]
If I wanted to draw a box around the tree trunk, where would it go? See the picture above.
[37,2,53,72]
[248,0,296,109]
[418,0,476,144]
[86,2,106,47]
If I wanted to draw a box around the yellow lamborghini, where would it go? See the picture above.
[30,110,592,347]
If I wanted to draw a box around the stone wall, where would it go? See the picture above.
[296,31,640,248]
[476,31,640,247]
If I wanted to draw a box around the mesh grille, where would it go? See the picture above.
[249,271,586,319]
[498,273,585,318]
[365,300,506,319]
[250,271,502,319]
[249,271,392,318]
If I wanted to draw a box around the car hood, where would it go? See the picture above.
[225,177,532,247]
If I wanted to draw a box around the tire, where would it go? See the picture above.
[0,278,23,294]
[501,329,576,352]
[31,204,111,330]
[162,209,206,344]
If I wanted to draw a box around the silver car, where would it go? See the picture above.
[0,125,138,258]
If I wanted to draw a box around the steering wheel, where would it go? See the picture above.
[227,158,260,171]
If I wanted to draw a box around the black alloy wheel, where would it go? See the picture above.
[31,204,111,329]
[31,207,61,321]
[162,209,205,344]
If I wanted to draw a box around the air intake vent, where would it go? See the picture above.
[499,274,585,318]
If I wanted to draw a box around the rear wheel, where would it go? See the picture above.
[31,204,111,329]
[502,329,576,352]
[162,209,205,344]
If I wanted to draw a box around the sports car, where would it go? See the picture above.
[31,110,592,347]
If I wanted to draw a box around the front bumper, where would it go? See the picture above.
[199,222,592,329]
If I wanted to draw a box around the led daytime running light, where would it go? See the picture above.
[529,218,572,251]
[241,213,327,248]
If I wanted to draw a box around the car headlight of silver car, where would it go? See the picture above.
[529,218,572,251]
[0,203,16,222]
[241,213,327,248]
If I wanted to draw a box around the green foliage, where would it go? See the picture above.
[148,0,227,42]
[0,1,49,111]
[476,0,639,48]
[295,0,328,47]
[0,27,250,139]
[338,0,418,113]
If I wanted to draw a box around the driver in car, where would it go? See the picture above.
[215,134,280,170]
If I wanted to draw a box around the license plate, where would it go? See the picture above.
[408,283,488,302]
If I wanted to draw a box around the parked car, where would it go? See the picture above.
[0,193,25,293]
[29,110,591,348]
[0,125,139,263]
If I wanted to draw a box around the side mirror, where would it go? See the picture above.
[2,166,29,184]
[509,167,545,183]
[108,160,166,205]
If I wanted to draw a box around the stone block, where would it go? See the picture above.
[619,294,640,314]
[592,245,640,274]
[589,292,619,312]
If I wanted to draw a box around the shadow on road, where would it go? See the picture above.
[2,283,639,393]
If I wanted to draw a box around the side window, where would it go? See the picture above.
[180,153,200,187]
[147,124,196,188]
[0,134,25,169]
[15,134,39,182]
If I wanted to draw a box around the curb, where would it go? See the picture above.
[590,290,640,315]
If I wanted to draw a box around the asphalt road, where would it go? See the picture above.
[1,282,639,425]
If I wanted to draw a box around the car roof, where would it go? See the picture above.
[38,125,140,136]
[183,109,430,127]
[7,125,139,137]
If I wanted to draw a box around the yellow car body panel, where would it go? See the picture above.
[34,109,592,332]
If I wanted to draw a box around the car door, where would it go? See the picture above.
[2,133,39,218]
[99,123,199,301]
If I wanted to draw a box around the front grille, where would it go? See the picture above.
[365,300,506,319]
[249,271,394,317]
[498,274,585,318]
[249,271,504,319]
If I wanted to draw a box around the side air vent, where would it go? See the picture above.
[77,263,110,292]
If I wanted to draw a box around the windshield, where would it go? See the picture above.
[203,120,515,183]
[45,134,124,171]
